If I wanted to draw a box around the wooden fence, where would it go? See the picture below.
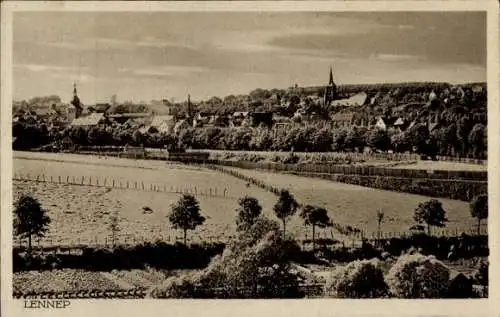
[56,147,487,180]
[13,172,231,199]
[199,160,487,181]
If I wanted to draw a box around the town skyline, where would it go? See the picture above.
[13,11,486,104]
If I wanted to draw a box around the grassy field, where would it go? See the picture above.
[222,167,479,238]
[13,152,482,247]
[392,160,487,172]
[13,153,278,246]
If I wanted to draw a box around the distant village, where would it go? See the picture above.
[12,67,487,158]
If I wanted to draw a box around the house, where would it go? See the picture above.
[108,113,151,125]
[93,103,111,114]
[173,119,191,134]
[70,112,108,127]
[375,117,387,131]
[330,92,368,108]
[331,112,354,128]
[151,115,175,133]
[250,112,273,127]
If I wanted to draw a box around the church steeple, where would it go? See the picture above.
[71,82,83,118]
[73,82,78,97]
[324,65,338,107]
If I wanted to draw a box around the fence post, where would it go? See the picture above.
[66,176,69,183]
[51,175,53,182]
[113,179,115,187]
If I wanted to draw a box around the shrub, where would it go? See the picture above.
[472,259,488,287]
[148,216,303,299]
[385,253,450,298]
[325,258,388,298]
[148,275,197,299]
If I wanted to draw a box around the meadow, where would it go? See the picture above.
[14,152,480,247]
[222,167,478,238]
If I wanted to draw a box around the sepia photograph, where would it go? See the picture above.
[1,2,498,316]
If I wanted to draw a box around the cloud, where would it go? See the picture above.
[129,65,208,78]
[370,54,424,62]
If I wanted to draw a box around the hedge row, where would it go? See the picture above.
[290,172,487,202]
[13,241,225,272]
[202,159,486,181]
[376,233,488,260]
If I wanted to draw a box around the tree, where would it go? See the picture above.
[236,196,262,231]
[366,128,390,151]
[385,253,450,298]
[413,199,448,235]
[13,195,51,250]
[376,209,385,245]
[300,205,332,250]
[168,194,206,245]
[148,216,302,299]
[273,190,299,238]
[468,123,486,159]
[470,194,488,236]
[325,259,388,298]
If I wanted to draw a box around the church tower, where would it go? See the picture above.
[323,66,338,107]
[71,82,83,119]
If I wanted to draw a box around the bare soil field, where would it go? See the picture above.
[223,167,478,237]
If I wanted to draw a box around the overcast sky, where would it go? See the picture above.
[13,11,486,104]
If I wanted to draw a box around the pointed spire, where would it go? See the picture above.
[329,66,334,85]
[73,81,78,97]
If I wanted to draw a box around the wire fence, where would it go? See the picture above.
[13,172,232,199]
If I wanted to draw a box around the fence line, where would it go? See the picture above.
[13,172,232,200]
[51,146,487,181]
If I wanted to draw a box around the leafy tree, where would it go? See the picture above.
[456,116,472,157]
[376,209,385,243]
[407,123,429,154]
[273,190,299,238]
[366,128,390,151]
[13,195,51,250]
[148,216,302,299]
[69,127,88,145]
[168,194,206,245]
[470,194,488,236]
[236,196,262,231]
[413,199,448,235]
[472,260,488,287]
[385,253,450,298]
[468,123,487,159]
[311,127,333,152]
[325,259,388,298]
[300,205,332,250]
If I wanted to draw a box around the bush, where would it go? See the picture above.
[147,275,197,299]
[385,253,450,298]
[148,216,303,299]
[13,242,225,272]
[324,258,388,298]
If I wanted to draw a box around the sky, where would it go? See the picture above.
[13,11,486,104]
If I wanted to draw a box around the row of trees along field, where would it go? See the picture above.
[13,116,486,159]
[14,190,488,252]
